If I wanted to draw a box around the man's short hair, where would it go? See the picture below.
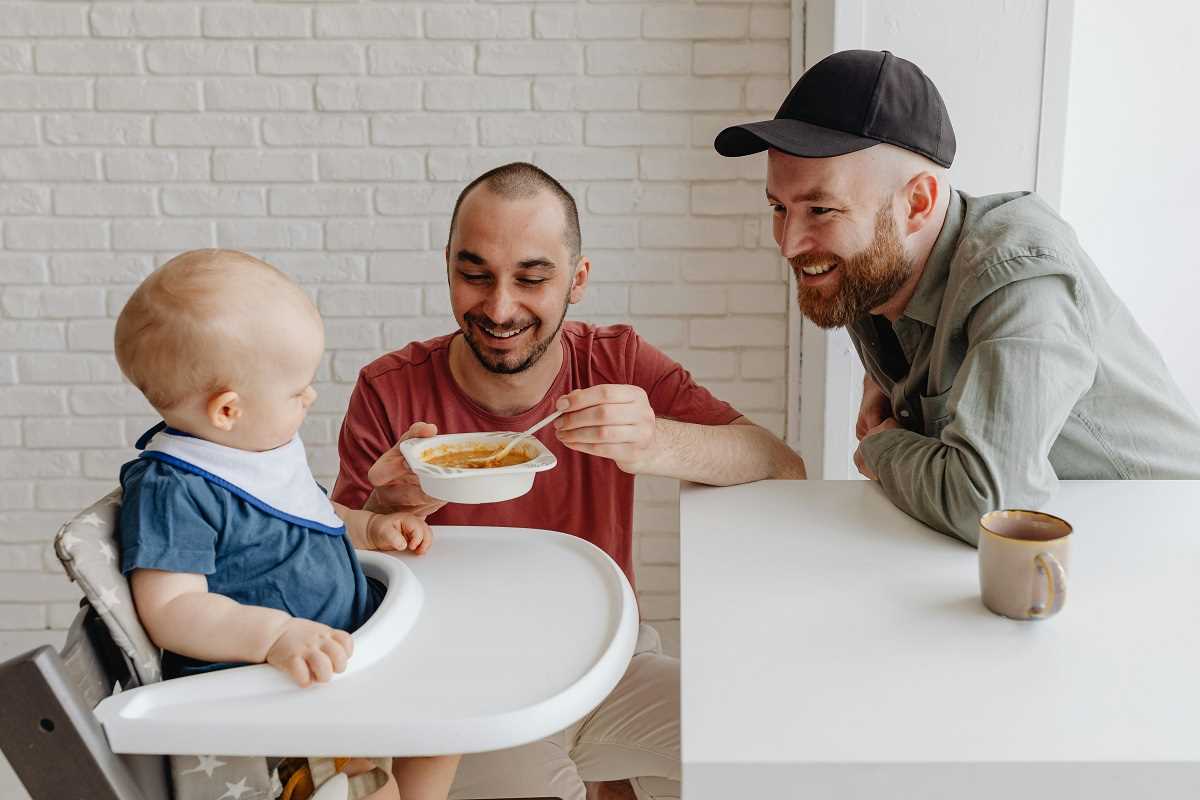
[447,162,582,261]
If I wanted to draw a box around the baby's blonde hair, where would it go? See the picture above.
[114,249,309,412]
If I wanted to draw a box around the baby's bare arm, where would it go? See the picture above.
[331,501,377,550]
[131,568,292,664]
[332,501,432,555]
[130,569,353,685]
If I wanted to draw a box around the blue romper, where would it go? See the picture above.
[118,424,383,679]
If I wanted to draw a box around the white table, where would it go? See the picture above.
[96,526,638,757]
[681,480,1200,799]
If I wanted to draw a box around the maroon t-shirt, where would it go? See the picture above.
[331,322,741,587]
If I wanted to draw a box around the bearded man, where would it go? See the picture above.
[331,161,806,800]
[716,48,1200,542]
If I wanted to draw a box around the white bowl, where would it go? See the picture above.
[398,432,558,504]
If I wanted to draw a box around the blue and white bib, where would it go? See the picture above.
[136,422,344,535]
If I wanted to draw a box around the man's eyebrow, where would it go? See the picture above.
[766,187,843,204]
[455,249,557,270]
[799,189,841,204]
[518,258,557,271]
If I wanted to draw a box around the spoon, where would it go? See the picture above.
[466,408,565,466]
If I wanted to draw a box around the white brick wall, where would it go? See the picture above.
[0,1,793,672]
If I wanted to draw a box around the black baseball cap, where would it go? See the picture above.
[715,49,955,167]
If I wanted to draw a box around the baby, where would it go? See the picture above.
[113,250,459,800]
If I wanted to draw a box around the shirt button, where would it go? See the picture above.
[899,409,911,418]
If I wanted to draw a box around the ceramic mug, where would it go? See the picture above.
[978,509,1072,620]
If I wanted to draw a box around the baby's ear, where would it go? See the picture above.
[206,390,242,431]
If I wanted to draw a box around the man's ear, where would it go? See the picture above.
[568,256,590,305]
[206,390,242,432]
[903,172,940,235]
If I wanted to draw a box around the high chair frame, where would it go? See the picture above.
[1,603,171,800]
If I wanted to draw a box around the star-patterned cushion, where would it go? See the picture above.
[54,489,277,800]
[54,487,162,686]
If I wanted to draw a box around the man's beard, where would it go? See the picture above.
[460,293,570,375]
[793,202,913,329]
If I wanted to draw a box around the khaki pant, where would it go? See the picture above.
[449,624,680,800]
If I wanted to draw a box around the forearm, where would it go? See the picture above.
[858,428,1016,544]
[140,590,291,665]
[331,500,376,550]
[637,418,806,485]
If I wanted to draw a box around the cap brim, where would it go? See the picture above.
[714,118,880,159]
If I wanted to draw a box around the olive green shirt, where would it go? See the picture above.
[851,190,1200,545]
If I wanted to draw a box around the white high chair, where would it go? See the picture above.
[0,491,639,800]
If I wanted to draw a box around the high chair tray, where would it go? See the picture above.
[94,526,639,757]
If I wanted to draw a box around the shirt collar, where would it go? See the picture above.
[898,188,965,328]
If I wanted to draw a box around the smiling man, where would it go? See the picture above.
[716,49,1200,542]
[331,162,805,800]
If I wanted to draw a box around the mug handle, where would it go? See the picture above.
[1029,552,1066,619]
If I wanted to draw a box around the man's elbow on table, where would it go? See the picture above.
[702,417,806,483]
[864,429,1056,547]
[731,417,807,480]
[867,447,1058,542]
[937,478,1004,547]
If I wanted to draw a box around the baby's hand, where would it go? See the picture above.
[265,618,353,687]
[366,511,433,555]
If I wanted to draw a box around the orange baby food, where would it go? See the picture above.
[422,444,534,469]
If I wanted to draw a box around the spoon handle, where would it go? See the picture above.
[482,409,566,464]
[522,408,565,438]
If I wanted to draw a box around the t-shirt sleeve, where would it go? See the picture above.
[331,370,397,509]
[119,462,218,576]
[626,331,743,425]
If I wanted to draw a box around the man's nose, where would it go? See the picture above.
[303,386,317,408]
[777,213,814,260]
[481,284,518,323]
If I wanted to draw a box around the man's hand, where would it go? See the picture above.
[554,385,657,474]
[856,375,892,442]
[265,618,354,688]
[853,417,900,480]
[365,422,446,518]
[364,511,432,555]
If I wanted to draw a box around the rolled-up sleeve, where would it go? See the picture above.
[859,267,1097,544]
